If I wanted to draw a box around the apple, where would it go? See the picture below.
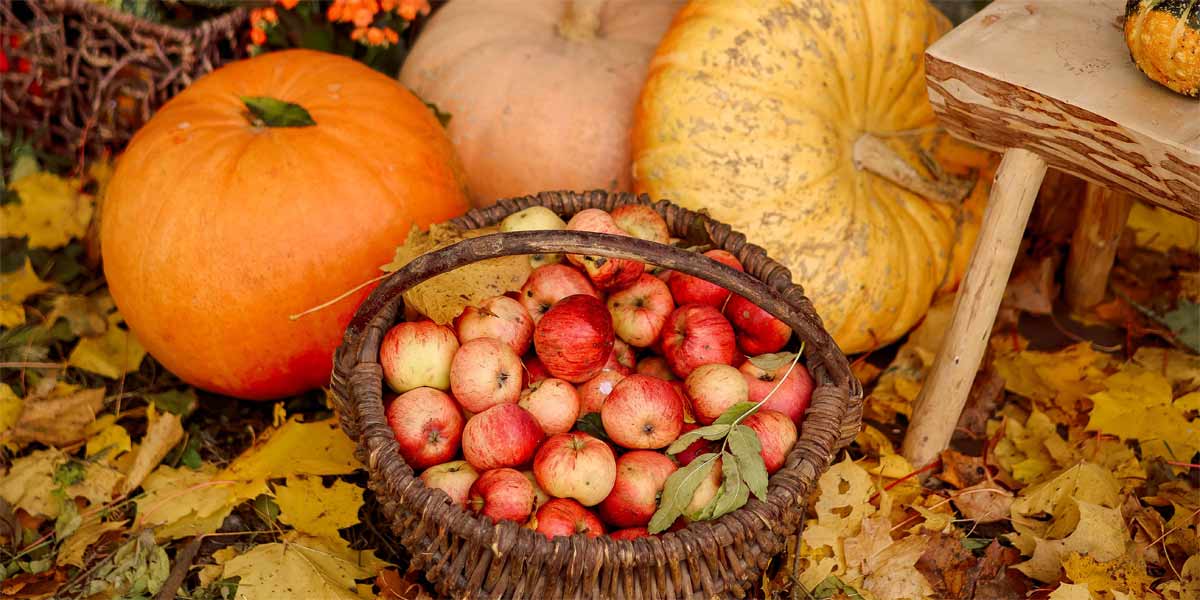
[666,250,743,308]
[724,295,791,355]
[671,381,695,423]
[420,460,478,508]
[380,321,459,393]
[534,294,614,383]
[519,378,580,435]
[685,364,750,424]
[524,355,551,383]
[455,295,535,356]
[467,467,536,524]
[499,206,567,268]
[607,274,674,348]
[739,354,814,423]
[600,375,684,449]
[636,356,675,381]
[577,370,625,414]
[565,209,643,290]
[385,388,464,469]
[450,337,524,413]
[532,498,605,539]
[533,432,617,506]
[609,527,651,541]
[610,204,670,245]
[519,264,598,323]
[674,423,719,467]
[604,338,636,375]
[462,404,544,471]
[683,457,724,521]
[660,305,737,378]
[522,470,551,511]
[597,450,677,528]
[742,409,798,474]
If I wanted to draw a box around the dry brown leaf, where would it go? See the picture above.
[936,450,988,489]
[0,566,67,600]
[952,481,1014,525]
[915,532,976,600]
[120,408,183,495]
[1062,551,1154,596]
[3,388,105,447]
[861,534,936,600]
[56,518,126,567]
[1001,253,1059,318]
[376,569,435,600]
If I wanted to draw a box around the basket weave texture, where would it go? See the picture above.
[0,0,246,160]
[331,190,864,599]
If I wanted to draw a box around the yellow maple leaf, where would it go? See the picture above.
[68,311,146,379]
[57,518,127,567]
[1131,347,1200,394]
[1063,551,1154,596]
[860,534,936,600]
[198,547,240,587]
[1010,463,1121,543]
[86,420,132,459]
[120,408,183,495]
[1087,363,1200,464]
[135,463,235,541]
[1016,501,1127,583]
[0,383,22,433]
[1047,583,1096,600]
[217,417,362,503]
[2,171,94,249]
[1124,201,1199,254]
[0,259,52,327]
[2,387,105,447]
[219,532,384,600]
[275,475,364,542]
[993,342,1111,424]
[797,523,846,592]
[0,448,122,518]
[813,457,875,534]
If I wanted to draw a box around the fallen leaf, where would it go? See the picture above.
[0,383,23,433]
[850,361,883,388]
[956,361,1006,438]
[1047,582,1094,600]
[1001,253,1059,316]
[1162,300,1200,353]
[953,481,1014,525]
[1131,347,1200,394]
[67,312,145,379]
[813,457,875,534]
[85,421,131,459]
[219,532,384,600]
[0,260,52,327]
[1087,362,1200,464]
[146,388,198,417]
[992,342,1111,425]
[1015,501,1128,583]
[855,424,896,457]
[861,534,936,600]
[46,293,111,338]
[2,171,94,249]
[1062,551,1154,596]
[120,408,183,495]
[1009,463,1121,542]
[3,387,105,447]
[915,532,976,599]
[135,464,234,541]
[198,547,240,587]
[1157,554,1200,600]
[843,514,894,576]
[218,417,361,503]
[1124,201,1199,254]
[56,518,126,567]
[797,523,848,592]
[0,449,65,517]
[0,566,67,600]
[83,530,169,599]
[377,568,435,600]
[937,450,988,489]
[274,475,364,542]
[972,541,1030,600]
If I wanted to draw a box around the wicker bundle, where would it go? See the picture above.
[0,0,246,160]
[332,190,864,599]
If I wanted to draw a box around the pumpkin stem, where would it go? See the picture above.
[557,0,606,41]
[852,132,974,204]
[241,96,317,128]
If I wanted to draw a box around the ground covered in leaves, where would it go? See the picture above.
[1,146,1198,600]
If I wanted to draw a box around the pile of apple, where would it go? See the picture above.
[381,205,813,541]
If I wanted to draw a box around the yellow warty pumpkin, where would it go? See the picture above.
[632,0,996,353]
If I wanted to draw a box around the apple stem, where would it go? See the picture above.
[725,344,805,436]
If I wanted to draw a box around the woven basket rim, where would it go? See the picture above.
[332,190,863,598]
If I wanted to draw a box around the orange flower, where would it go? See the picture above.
[381,0,398,11]
[350,27,366,41]
[397,0,430,20]
[262,7,278,23]
[366,27,386,45]
[353,7,374,27]
[384,28,399,44]
[250,27,267,46]
[327,3,343,21]
[276,0,299,9]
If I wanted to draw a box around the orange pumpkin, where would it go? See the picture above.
[399,0,685,206]
[102,49,471,400]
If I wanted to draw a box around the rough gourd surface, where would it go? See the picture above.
[1125,0,1200,97]
[632,0,993,353]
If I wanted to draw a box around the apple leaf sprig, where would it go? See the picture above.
[648,346,805,533]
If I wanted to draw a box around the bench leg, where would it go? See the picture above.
[900,148,1047,469]
[1065,183,1134,312]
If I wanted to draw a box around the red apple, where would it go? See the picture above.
[724,295,791,355]
[660,305,737,378]
[522,470,551,511]
[742,409,798,474]
[674,423,719,467]
[609,527,651,541]
[532,498,605,539]
[600,375,684,449]
[455,295,535,356]
[380,321,459,393]
[739,355,814,423]
[604,338,636,375]
[519,378,580,435]
[685,364,749,424]
[385,388,463,469]
[607,274,675,348]
[450,337,524,413]
[610,204,670,245]
[499,205,567,268]
[523,355,552,383]
[533,433,616,506]
[462,404,544,471]
[636,356,675,381]
[666,250,743,308]
[420,460,478,508]
[683,457,723,521]
[534,294,614,383]
[578,370,625,414]
[565,209,643,290]
[598,450,677,528]
[467,468,536,524]
[519,264,598,323]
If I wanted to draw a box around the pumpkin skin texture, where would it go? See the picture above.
[632,0,994,354]
[102,49,470,400]
[1125,0,1200,97]
[399,0,685,206]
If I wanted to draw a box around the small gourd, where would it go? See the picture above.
[1125,0,1200,97]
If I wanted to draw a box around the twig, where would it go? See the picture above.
[155,536,203,600]
[0,361,65,369]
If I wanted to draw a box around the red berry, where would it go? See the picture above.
[17,57,31,73]
[0,51,9,73]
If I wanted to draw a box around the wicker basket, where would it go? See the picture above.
[331,190,864,599]
[0,0,247,160]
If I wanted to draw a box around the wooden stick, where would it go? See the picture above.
[1065,183,1134,312]
[901,148,1047,470]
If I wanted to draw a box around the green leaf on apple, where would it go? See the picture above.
[746,352,798,373]
[574,412,611,443]
[728,425,769,500]
[713,402,760,426]
[648,452,719,534]
[666,424,730,455]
